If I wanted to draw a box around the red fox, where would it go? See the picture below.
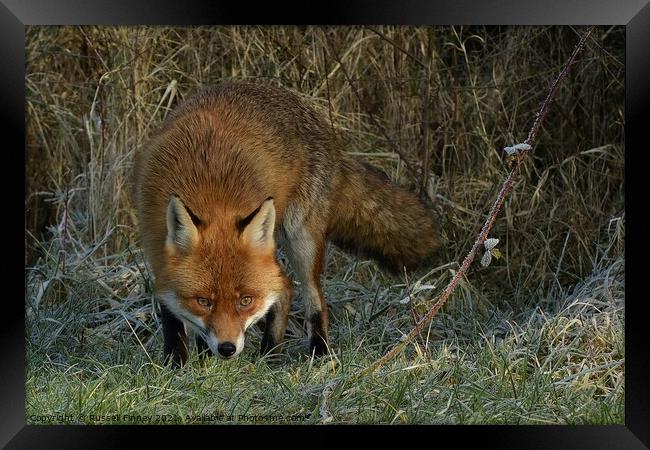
[134,82,438,366]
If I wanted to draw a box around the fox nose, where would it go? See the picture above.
[217,342,236,357]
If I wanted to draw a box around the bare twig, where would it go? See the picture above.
[355,25,596,378]
[364,26,428,70]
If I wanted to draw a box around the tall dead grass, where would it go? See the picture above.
[25,25,624,309]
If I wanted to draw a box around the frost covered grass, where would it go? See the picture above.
[25,244,624,424]
[27,243,624,424]
[25,25,624,424]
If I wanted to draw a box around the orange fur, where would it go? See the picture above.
[134,82,438,364]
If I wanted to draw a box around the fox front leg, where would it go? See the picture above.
[284,225,329,357]
[159,302,189,367]
[260,290,291,356]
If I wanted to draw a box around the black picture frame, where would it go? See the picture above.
[7,0,648,447]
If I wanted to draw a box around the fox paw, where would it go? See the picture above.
[308,311,329,356]
[309,334,328,357]
[260,334,278,355]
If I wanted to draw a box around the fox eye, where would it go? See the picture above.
[196,297,211,308]
[239,296,253,307]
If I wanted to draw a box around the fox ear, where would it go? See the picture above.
[166,195,199,254]
[240,198,276,253]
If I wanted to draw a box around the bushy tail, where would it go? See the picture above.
[328,158,439,274]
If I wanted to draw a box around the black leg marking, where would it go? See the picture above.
[160,302,189,368]
[309,311,328,357]
[196,335,213,359]
[261,308,277,355]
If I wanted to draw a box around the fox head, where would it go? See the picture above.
[156,195,292,359]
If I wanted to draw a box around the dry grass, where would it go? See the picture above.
[25,25,624,424]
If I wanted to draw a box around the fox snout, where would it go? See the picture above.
[217,342,236,357]
[205,331,245,359]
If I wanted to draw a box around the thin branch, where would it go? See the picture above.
[354,25,596,379]
[364,26,428,70]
